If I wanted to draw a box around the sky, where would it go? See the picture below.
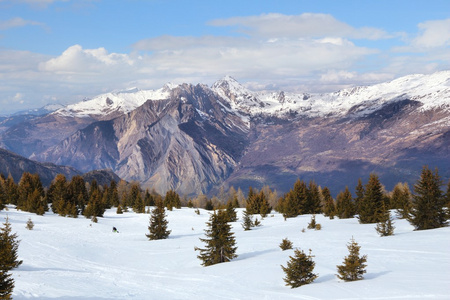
[0,0,449,114]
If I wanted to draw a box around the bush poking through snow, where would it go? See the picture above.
[279,238,293,250]
[307,215,317,229]
[26,218,34,230]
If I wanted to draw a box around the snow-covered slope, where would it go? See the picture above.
[4,206,450,299]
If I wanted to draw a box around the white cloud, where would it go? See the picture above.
[0,17,44,30]
[209,13,391,40]
[412,19,450,48]
[39,44,134,74]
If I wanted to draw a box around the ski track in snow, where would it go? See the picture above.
[1,207,449,300]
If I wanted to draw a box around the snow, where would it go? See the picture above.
[212,71,450,118]
[50,70,450,121]
[53,87,171,118]
[3,206,450,299]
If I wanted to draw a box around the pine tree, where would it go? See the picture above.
[354,178,365,215]
[195,210,238,266]
[143,189,155,207]
[281,248,318,288]
[335,186,355,219]
[164,190,181,211]
[48,174,69,216]
[67,175,88,215]
[306,181,322,214]
[358,174,385,224]
[336,237,367,281]
[84,189,105,218]
[17,173,46,214]
[446,180,450,219]
[278,179,306,218]
[0,216,23,298]
[4,175,18,206]
[204,199,214,211]
[0,267,14,299]
[375,203,395,236]
[0,178,5,211]
[146,199,171,240]
[392,183,412,219]
[109,181,120,207]
[322,187,336,219]
[408,166,448,230]
[225,200,238,222]
[258,191,272,218]
[241,209,254,230]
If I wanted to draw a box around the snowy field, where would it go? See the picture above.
[2,206,450,300]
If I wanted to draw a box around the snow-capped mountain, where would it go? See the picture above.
[1,71,450,196]
[213,71,450,118]
[53,86,173,119]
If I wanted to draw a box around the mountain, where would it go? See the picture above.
[0,148,120,186]
[37,83,249,195]
[2,71,450,195]
[0,87,172,157]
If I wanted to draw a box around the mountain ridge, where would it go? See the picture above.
[1,70,449,196]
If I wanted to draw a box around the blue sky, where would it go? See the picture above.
[0,0,449,114]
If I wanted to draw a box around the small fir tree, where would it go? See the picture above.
[279,238,293,250]
[241,209,254,231]
[225,200,238,222]
[0,216,23,298]
[195,210,238,266]
[146,199,171,240]
[25,218,34,230]
[375,203,395,237]
[336,237,367,281]
[307,215,317,229]
[281,248,318,288]
[0,217,23,271]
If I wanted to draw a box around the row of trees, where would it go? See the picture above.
[276,166,449,231]
[2,165,449,230]
[0,172,163,218]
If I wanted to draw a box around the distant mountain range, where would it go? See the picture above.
[1,71,449,195]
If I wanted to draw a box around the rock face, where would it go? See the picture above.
[37,84,249,195]
[1,71,450,195]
